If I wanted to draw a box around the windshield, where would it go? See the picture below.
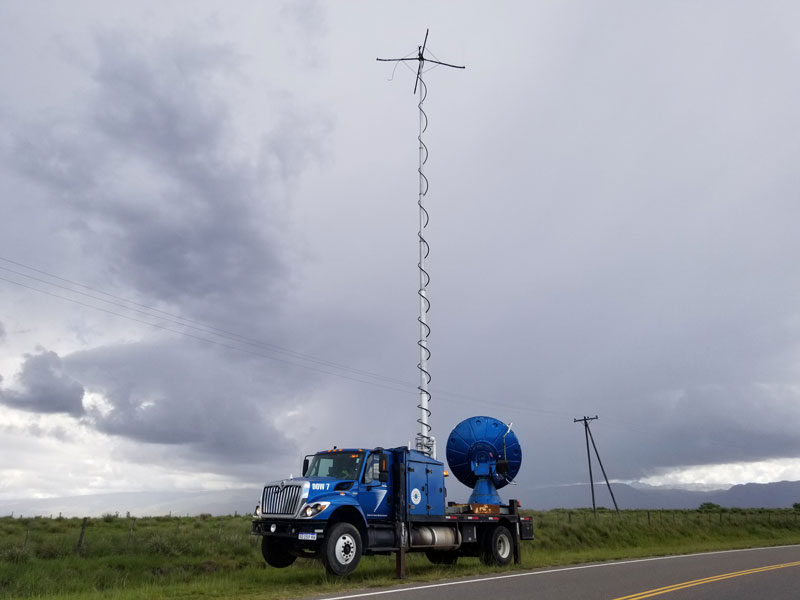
[306,452,364,480]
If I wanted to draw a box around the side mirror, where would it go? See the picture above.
[302,457,310,476]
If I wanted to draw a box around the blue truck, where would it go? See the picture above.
[251,441,534,576]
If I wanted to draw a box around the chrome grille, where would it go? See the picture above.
[261,484,302,516]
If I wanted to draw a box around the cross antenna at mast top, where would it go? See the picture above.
[376,28,465,93]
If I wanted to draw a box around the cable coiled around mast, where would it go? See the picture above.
[416,76,433,456]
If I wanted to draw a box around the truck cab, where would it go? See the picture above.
[252,447,396,574]
[301,448,392,520]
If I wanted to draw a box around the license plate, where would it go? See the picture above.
[298,532,317,541]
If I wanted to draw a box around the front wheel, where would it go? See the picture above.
[322,522,362,576]
[261,537,296,568]
[480,525,513,566]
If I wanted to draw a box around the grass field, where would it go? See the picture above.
[1,508,799,599]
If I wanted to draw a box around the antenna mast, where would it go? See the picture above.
[378,30,464,457]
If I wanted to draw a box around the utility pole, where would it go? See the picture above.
[574,416,619,516]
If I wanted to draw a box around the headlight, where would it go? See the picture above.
[253,504,262,518]
[300,502,329,518]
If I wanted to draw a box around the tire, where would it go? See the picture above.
[322,522,362,576]
[425,549,459,565]
[261,537,296,568]
[480,525,513,566]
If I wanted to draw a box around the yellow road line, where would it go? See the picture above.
[613,560,800,599]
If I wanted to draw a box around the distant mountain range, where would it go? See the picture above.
[2,481,799,518]
[524,480,800,510]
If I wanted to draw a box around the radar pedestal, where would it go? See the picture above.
[445,416,522,505]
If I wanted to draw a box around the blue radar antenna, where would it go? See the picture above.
[446,416,522,505]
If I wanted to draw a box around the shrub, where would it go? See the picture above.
[143,534,190,557]
[34,540,71,559]
[0,547,30,564]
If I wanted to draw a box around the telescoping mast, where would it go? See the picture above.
[377,30,464,457]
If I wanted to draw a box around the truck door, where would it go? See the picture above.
[357,451,391,519]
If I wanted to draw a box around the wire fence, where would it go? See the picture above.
[532,507,800,528]
[0,513,257,562]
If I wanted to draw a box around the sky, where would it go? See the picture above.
[1,1,800,505]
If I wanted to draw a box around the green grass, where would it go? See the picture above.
[1,509,799,599]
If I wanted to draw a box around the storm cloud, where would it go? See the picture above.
[2,2,800,502]
[7,29,328,331]
[64,340,302,465]
[1,18,329,481]
[0,349,85,417]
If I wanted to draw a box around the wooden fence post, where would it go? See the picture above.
[23,520,31,550]
[76,517,88,554]
[126,517,136,549]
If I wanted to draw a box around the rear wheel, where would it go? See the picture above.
[322,522,362,576]
[480,525,513,566]
[425,549,459,565]
[261,537,296,568]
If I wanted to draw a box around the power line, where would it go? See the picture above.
[0,257,574,420]
[0,257,411,387]
[0,273,416,394]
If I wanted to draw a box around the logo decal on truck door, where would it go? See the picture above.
[411,488,422,505]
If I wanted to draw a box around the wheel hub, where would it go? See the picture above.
[336,534,356,563]
[497,534,510,558]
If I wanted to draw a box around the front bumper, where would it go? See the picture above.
[252,518,327,543]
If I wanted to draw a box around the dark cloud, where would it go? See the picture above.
[7,30,329,332]
[64,339,301,467]
[625,384,800,471]
[2,26,328,480]
[0,320,5,343]
[0,349,85,416]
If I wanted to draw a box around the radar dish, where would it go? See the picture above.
[446,416,521,491]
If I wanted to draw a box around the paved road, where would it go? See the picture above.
[316,545,800,600]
